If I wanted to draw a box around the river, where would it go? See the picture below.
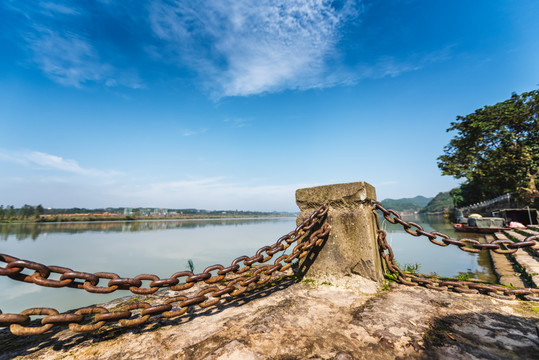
[0,215,495,314]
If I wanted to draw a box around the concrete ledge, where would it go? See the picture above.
[2,282,538,360]
[296,181,377,209]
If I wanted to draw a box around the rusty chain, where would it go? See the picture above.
[3,200,536,336]
[374,201,538,254]
[0,204,330,336]
[373,201,539,301]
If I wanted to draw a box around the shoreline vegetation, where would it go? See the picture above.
[0,213,297,224]
[0,205,297,224]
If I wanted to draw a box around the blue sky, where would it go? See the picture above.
[1,1,538,211]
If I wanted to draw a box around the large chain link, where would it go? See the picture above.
[373,201,539,301]
[0,205,330,336]
[374,202,538,254]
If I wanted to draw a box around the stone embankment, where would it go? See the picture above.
[1,278,538,360]
[490,227,539,288]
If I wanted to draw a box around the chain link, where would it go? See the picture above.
[373,202,539,301]
[374,201,538,253]
[0,204,330,336]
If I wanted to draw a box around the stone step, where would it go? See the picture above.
[496,232,539,287]
[519,227,539,236]
[528,225,539,231]
[503,230,539,254]
[484,234,525,288]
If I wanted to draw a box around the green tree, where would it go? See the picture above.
[6,206,15,219]
[20,204,35,219]
[449,188,464,207]
[438,90,539,205]
[35,204,45,218]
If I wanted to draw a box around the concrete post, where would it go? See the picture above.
[295,181,384,290]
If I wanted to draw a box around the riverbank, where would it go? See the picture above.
[1,278,538,359]
[0,213,296,224]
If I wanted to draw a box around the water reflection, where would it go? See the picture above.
[0,217,292,241]
[0,214,497,314]
[0,217,298,313]
[381,214,496,283]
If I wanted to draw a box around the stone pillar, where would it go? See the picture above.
[295,181,384,290]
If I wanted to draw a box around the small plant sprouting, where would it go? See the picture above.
[393,262,420,274]
[385,262,420,282]
[187,259,195,273]
[456,272,473,281]
[385,271,398,282]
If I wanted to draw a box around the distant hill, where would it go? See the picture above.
[380,196,432,212]
[419,191,454,214]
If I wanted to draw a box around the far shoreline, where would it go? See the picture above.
[0,213,297,224]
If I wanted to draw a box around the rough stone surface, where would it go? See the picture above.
[295,182,384,286]
[2,280,538,360]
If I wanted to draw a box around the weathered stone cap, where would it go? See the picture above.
[296,181,377,208]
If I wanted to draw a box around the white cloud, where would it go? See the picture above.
[224,117,251,128]
[123,177,307,211]
[24,28,143,89]
[0,149,303,210]
[148,0,361,98]
[358,46,454,79]
[0,149,119,177]
[24,28,114,88]
[6,2,143,89]
[3,283,42,301]
[182,128,207,137]
[7,1,446,96]
[39,1,80,16]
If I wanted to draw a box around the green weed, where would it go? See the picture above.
[187,259,195,273]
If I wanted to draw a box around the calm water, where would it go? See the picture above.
[0,215,495,314]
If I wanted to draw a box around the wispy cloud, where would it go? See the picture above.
[24,28,114,88]
[124,177,305,211]
[39,1,80,16]
[4,283,42,301]
[0,150,307,210]
[0,149,119,177]
[181,128,207,137]
[359,46,454,79]
[224,117,251,128]
[25,27,143,89]
[148,0,362,98]
[4,0,450,97]
[6,1,143,89]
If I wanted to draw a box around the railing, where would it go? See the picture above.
[1,182,538,337]
[374,202,538,300]
[0,205,329,335]
[460,193,513,212]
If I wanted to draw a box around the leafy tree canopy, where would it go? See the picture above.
[438,90,539,206]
